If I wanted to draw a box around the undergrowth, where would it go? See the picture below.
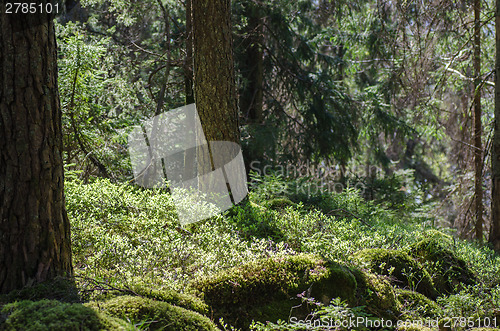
[5,174,499,330]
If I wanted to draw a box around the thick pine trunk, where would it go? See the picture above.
[490,0,500,250]
[473,0,483,243]
[192,0,239,145]
[192,0,240,184]
[0,5,73,293]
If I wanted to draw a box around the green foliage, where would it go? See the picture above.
[66,178,292,298]
[437,285,500,327]
[57,22,135,179]
[234,0,359,164]
[250,297,374,331]
[87,296,219,331]
[60,176,500,330]
[0,300,126,330]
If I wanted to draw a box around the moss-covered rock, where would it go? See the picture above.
[189,254,357,329]
[87,295,219,331]
[351,268,400,319]
[410,234,476,295]
[0,299,126,330]
[129,284,208,315]
[0,277,79,304]
[265,198,296,210]
[396,289,440,319]
[354,248,437,299]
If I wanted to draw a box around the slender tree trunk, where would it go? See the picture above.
[240,5,264,124]
[473,0,484,243]
[0,5,73,293]
[490,0,500,250]
[183,0,196,181]
[185,0,195,105]
[239,3,265,172]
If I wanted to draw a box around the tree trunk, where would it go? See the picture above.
[185,0,195,105]
[239,3,265,173]
[0,5,73,293]
[192,0,240,145]
[473,0,483,243]
[490,0,500,250]
[240,5,264,125]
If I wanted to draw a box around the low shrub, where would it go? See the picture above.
[0,277,79,304]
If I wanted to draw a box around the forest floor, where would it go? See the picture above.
[1,175,500,330]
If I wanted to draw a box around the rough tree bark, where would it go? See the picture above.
[490,0,500,250]
[0,4,73,293]
[192,0,240,145]
[192,0,240,182]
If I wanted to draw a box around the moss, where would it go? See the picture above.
[410,235,476,295]
[396,289,440,318]
[354,248,437,299]
[129,284,208,315]
[265,198,296,210]
[0,299,126,330]
[351,268,400,319]
[0,277,80,304]
[88,295,219,331]
[189,254,357,329]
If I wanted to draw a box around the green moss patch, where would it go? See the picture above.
[87,295,218,331]
[396,289,440,319]
[265,198,296,210]
[351,268,400,319]
[129,284,208,315]
[189,253,357,328]
[0,299,125,330]
[354,248,437,299]
[410,235,476,295]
